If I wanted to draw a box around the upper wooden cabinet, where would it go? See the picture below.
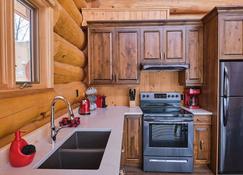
[219,15,243,59]
[141,27,163,64]
[179,25,203,86]
[115,29,140,84]
[89,28,114,84]
[88,20,202,85]
[88,27,140,84]
[163,26,186,64]
[141,26,186,64]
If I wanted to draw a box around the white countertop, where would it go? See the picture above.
[182,107,213,116]
[0,106,143,175]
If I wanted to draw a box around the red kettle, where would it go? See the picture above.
[79,98,90,115]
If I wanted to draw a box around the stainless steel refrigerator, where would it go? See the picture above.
[219,61,243,174]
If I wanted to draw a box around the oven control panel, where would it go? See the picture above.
[140,92,182,101]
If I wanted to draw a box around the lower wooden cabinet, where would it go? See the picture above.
[193,115,211,165]
[121,115,211,169]
[121,115,142,167]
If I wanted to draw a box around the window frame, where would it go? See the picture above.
[0,0,54,98]
[14,0,39,84]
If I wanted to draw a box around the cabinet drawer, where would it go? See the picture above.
[194,116,211,124]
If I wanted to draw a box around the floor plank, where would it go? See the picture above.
[124,166,214,175]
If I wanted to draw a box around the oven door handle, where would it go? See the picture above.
[144,120,193,124]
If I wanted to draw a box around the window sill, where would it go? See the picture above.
[0,88,54,99]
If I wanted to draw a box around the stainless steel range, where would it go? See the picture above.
[140,92,194,173]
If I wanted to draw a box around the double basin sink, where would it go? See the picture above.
[38,131,111,170]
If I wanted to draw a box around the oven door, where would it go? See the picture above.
[143,118,194,157]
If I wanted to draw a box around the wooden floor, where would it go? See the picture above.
[124,166,214,175]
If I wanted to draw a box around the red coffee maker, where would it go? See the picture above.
[184,88,201,109]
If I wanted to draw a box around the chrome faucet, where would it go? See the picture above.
[50,96,74,142]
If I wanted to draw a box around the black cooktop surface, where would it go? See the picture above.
[141,106,193,118]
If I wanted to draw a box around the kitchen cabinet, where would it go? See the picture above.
[115,28,140,84]
[202,8,243,173]
[193,115,211,165]
[141,27,163,64]
[88,28,114,84]
[121,115,142,167]
[179,25,203,86]
[141,26,186,64]
[219,15,243,59]
[88,20,201,85]
[163,26,186,64]
[88,27,140,84]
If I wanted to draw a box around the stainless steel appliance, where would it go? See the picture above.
[141,92,194,173]
[219,61,243,174]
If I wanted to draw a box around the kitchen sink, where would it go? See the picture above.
[38,131,111,170]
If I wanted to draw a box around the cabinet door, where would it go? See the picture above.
[163,26,186,64]
[141,28,163,64]
[88,28,114,84]
[219,16,243,59]
[194,124,211,165]
[115,29,140,84]
[123,115,142,167]
[185,26,203,86]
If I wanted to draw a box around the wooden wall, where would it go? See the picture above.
[0,0,87,148]
[87,0,243,19]
[95,71,184,106]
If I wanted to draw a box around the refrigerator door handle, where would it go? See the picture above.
[224,66,230,97]
[223,97,229,126]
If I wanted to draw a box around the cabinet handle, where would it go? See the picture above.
[199,140,204,150]
[112,74,115,82]
[160,51,163,59]
[115,74,117,82]
[163,52,166,59]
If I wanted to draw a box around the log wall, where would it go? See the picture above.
[0,0,87,148]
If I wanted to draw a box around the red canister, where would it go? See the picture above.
[79,98,90,115]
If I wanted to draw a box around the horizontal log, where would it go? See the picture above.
[0,103,80,148]
[57,0,83,26]
[54,33,86,67]
[54,61,84,84]
[0,91,55,138]
[54,2,85,49]
[0,81,86,146]
[73,0,87,9]
[54,81,86,108]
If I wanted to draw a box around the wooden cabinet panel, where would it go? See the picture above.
[141,28,162,64]
[224,21,243,54]
[89,29,113,84]
[164,26,186,63]
[122,115,142,167]
[179,25,203,86]
[115,29,140,84]
[194,115,211,165]
[194,124,211,165]
[219,16,243,59]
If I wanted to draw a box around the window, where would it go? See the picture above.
[14,0,38,83]
[0,0,53,97]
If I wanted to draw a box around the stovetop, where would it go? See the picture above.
[141,107,193,117]
[140,92,193,119]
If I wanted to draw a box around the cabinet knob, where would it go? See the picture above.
[199,140,204,150]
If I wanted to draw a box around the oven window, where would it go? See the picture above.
[149,123,188,148]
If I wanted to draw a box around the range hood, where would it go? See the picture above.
[140,64,189,71]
